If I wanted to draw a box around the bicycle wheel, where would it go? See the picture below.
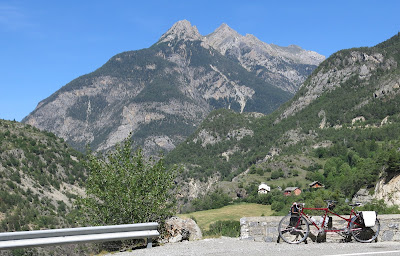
[278,214,309,244]
[350,216,380,243]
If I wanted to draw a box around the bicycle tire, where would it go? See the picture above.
[350,216,380,243]
[278,214,309,244]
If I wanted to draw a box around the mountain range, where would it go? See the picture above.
[22,20,324,154]
[2,21,400,238]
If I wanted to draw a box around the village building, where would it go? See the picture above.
[258,183,271,194]
[309,181,324,188]
[284,187,301,196]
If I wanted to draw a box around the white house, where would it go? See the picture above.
[258,183,271,194]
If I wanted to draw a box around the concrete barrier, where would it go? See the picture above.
[240,214,400,242]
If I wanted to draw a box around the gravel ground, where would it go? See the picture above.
[106,237,400,256]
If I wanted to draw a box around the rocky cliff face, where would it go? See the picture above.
[205,23,325,93]
[374,174,400,206]
[353,174,400,207]
[23,20,324,154]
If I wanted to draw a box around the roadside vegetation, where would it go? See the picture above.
[76,136,179,228]
[75,135,180,250]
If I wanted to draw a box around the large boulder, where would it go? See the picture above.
[163,216,202,243]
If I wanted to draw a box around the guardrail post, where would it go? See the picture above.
[147,238,153,248]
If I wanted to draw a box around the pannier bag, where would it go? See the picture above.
[290,216,300,227]
[360,211,377,227]
[289,203,300,226]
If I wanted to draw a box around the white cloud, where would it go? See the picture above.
[0,4,34,31]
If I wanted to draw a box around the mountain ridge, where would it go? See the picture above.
[22,20,324,154]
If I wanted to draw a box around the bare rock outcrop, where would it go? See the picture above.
[205,23,325,93]
[374,174,400,206]
[164,217,202,243]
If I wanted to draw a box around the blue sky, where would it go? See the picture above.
[1,0,399,121]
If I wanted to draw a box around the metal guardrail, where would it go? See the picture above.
[0,222,159,250]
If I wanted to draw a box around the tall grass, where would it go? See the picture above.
[178,202,273,232]
[203,220,240,237]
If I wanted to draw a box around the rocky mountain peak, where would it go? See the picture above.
[213,23,240,37]
[205,23,242,54]
[159,19,202,43]
[244,33,259,41]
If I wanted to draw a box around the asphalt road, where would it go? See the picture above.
[106,237,400,256]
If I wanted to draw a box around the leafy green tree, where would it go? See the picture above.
[190,189,231,212]
[271,201,285,212]
[77,136,179,230]
[271,170,284,179]
[386,149,400,174]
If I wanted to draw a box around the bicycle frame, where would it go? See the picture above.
[279,202,380,244]
[299,206,359,233]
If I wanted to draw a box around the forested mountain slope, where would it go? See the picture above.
[166,33,400,204]
[0,119,86,232]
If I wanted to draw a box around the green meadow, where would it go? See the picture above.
[178,203,273,231]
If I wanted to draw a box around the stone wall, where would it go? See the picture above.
[240,214,400,242]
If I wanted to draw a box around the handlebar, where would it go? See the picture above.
[293,202,305,209]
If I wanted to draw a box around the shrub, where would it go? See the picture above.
[271,170,284,179]
[191,189,231,212]
[256,168,265,176]
[271,201,285,212]
[360,199,400,214]
[204,220,240,237]
[76,135,179,232]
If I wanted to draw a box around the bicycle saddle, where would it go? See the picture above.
[348,202,362,207]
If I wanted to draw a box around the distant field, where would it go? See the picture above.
[178,203,273,231]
